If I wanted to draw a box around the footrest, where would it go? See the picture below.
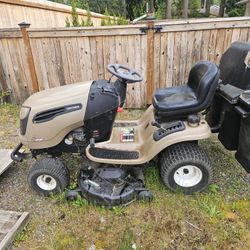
[153,121,185,141]
[89,147,139,160]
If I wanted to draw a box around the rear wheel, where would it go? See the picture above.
[28,158,70,196]
[160,142,213,194]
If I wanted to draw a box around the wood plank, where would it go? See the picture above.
[126,35,136,108]
[166,32,174,88]
[200,30,211,60]
[0,150,13,175]
[207,29,218,62]
[146,21,154,104]
[231,28,241,43]
[96,36,104,79]
[134,35,142,108]
[0,210,29,250]
[173,32,181,86]
[185,31,195,81]
[28,26,146,38]
[180,31,188,84]
[30,38,49,90]
[0,39,20,102]
[0,0,105,19]
[214,29,226,64]
[153,32,161,91]
[159,32,168,89]
[140,35,147,107]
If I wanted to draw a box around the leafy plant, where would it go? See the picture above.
[71,0,80,26]
[0,89,11,104]
[118,226,135,250]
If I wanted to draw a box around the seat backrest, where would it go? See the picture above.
[187,60,220,105]
[219,42,250,90]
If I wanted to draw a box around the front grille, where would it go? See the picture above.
[33,104,82,123]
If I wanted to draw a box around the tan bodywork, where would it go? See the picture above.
[86,105,211,165]
[20,81,92,149]
[20,81,211,165]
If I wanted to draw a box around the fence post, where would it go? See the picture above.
[18,22,39,93]
[146,20,155,105]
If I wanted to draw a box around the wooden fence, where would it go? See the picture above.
[0,17,250,108]
[0,0,104,28]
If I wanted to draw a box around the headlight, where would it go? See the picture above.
[20,106,31,135]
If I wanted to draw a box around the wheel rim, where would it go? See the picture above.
[36,175,57,191]
[173,165,202,187]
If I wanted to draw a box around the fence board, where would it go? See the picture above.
[0,17,250,107]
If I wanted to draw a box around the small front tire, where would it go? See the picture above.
[28,158,70,196]
[160,142,213,194]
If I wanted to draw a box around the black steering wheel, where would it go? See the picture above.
[107,64,143,83]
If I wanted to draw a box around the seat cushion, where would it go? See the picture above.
[153,86,198,112]
[153,60,219,119]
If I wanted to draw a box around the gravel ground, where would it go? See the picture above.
[0,105,249,249]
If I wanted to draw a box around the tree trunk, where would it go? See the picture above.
[246,2,250,16]
[122,0,126,17]
[148,0,154,16]
[205,0,211,16]
[182,0,189,18]
[219,0,226,17]
[165,0,172,19]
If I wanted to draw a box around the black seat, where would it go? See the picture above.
[153,60,220,120]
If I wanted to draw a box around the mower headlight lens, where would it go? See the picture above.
[20,106,31,135]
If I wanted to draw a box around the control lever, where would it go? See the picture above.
[151,121,168,132]
[90,138,95,148]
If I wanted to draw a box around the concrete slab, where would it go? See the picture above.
[0,210,29,250]
[0,150,13,176]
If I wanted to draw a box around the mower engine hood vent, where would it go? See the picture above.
[33,104,82,123]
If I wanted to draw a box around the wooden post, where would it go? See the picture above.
[18,22,39,93]
[146,20,155,105]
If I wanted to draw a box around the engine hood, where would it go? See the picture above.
[23,81,93,108]
[20,81,93,149]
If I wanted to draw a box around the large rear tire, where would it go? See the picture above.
[160,142,213,194]
[28,158,70,196]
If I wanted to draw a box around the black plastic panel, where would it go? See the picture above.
[89,147,139,160]
[84,80,119,142]
[153,121,185,141]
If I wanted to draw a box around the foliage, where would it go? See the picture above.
[65,17,71,27]
[101,8,128,26]
[226,0,245,17]
[65,1,93,27]
[85,8,94,26]
[189,0,201,17]
[0,89,11,104]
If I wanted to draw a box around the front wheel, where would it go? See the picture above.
[28,158,70,196]
[160,142,213,194]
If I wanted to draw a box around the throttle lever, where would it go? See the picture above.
[151,121,168,132]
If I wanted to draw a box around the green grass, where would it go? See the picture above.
[1,104,249,250]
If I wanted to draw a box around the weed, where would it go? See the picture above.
[112,206,126,216]
[14,226,29,244]
[72,197,88,208]
[200,202,223,218]
[118,226,136,250]
[208,184,219,194]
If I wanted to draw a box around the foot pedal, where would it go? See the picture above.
[89,147,139,160]
[153,121,185,141]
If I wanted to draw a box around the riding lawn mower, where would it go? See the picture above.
[11,42,250,207]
